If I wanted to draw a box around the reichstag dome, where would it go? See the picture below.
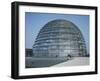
[32,19,87,57]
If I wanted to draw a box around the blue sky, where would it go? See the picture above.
[25,12,89,52]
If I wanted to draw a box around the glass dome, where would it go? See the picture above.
[32,19,87,57]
